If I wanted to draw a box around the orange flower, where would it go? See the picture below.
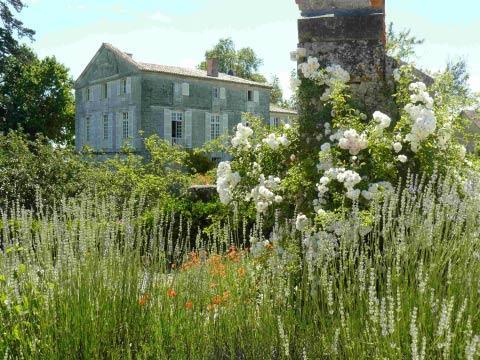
[237,267,246,278]
[211,295,222,305]
[184,300,193,309]
[167,288,177,298]
[138,293,150,306]
[226,245,241,262]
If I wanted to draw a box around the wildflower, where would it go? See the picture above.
[138,293,150,307]
[184,300,193,310]
[237,267,246,278]
[296,213,309,231]
[167,288,177,298]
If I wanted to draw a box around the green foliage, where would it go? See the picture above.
[0,0,34,59]
[0,47,75,144]
[386,22,424,62]
[269,75,283,105]
[1,176,479,358]
[198,37,266,82]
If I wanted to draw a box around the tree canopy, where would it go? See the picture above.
[198,38,266,82]
[0,0,34,58]
[0,46,75,144]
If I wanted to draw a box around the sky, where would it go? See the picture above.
[19,0,480,99]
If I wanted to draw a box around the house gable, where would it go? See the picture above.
[75,43,140,89]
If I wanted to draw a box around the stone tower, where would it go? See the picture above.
[296,0,392,113]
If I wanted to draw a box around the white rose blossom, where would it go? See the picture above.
[232,123,254,150]
[338,129,368,155]
[295,214,309,231]
[216,162,241,205]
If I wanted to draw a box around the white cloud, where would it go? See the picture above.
[148,11,172,23]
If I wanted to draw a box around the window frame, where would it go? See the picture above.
[247,90,253,102]
[210,113,221,140]
[213,87,220,99]
[122,112,129,139]
[171,111,184,143]
[272,117,280,128]
[122,79,127,95]
[86,87,91,102]
[103,83,108,99]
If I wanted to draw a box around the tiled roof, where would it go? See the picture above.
[104,43,271,89]
[269,104,298,115]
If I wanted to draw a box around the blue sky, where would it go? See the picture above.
[20,0,480,98]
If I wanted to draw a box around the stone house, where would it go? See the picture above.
[269,105,298,127]
[74,43,271,157]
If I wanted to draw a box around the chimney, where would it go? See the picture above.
[126,53,133,59]
[207,58,219,77]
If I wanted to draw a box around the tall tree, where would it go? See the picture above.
[198,38,266,82]
[386,23,424,62]
[269,75,284,105]
[0,47,75,143]
[0,0,34,58]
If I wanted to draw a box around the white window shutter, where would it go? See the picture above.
[129,110,134,138]
[116,112,122,149]
[221,113,229,135]
[126,77,132,94]
[182,82,190,96]
[185,110,193,149]
[220,87,226,100]
[254,90,259,103]
[116,80,121,96]
[108,113,113,148]
[174,83,180,97]
[205,112,211,143]
[270,117,274,127]
[164,108,172,144]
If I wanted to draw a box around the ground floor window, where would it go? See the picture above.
[211,114,221,140]
[122,112,129,139]
[271,117,280,128]
[172,111,183,144]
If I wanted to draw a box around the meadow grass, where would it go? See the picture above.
[1,175,479,359]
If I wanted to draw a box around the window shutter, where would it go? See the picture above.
[116,80,121,96]
[205,112,211,143]
[108,113,113,148]
[270,117,274,128]
[185,110,193,149]
[126,77,132,94]
[116,112,122,149]
[129,110,134,138]
[164,108,172,145]
[182,82,190,96]
[221,113,229,136]
[220,87,226,100]
[174,83,180,97]
[254,90,259,103]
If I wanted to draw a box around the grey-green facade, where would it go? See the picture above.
[75,43,271,155]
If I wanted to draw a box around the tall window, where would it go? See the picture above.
[271,117,280,128]
[86,88,91,102]
[103,83,108,99]
[122,79,127,95]
[86,117,91,141]
[247,90,253,102]
[103,115,109,140]
[213,88,220,99]
[211,114,221,140]
[122,112,129,139]
[171,112,183,144]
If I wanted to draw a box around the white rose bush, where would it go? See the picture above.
[216,58,476,227]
